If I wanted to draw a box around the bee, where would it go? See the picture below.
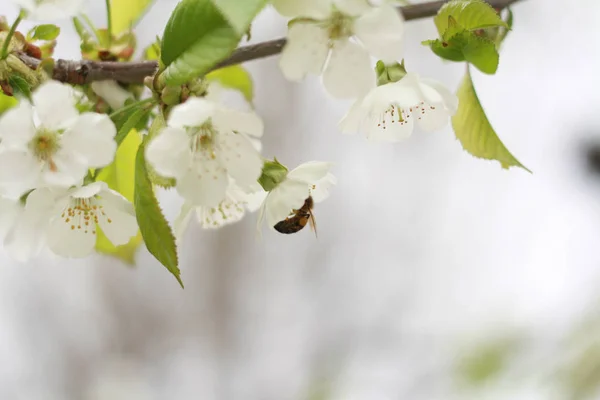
[274,196,317,236]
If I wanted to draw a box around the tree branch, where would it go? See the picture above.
[17,0,522,85]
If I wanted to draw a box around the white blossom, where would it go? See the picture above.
[339,72,459,142]
[146,97,263,208]
[274,0,404,98]
[4,182,138,261]
[11,0,83,21]
[91,81,133,111]
[257,161,336,230]
[0,80,117,196]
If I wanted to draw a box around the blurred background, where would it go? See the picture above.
[2,0,600,398]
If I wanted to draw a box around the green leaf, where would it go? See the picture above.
[206,65,254,103]
[114,107,151,145]
[8,76,32,101]
[435,0,508,36]
[160,0,261,85]
[134,117,183,287]
[211,0,267,35]
[452,69,529,172]
[110,0,155,34]
[95,129,143,264]
[28,24,60,41]
[426,30,499,74]
[0,92,17,115]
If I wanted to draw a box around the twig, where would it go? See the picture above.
[17,0,522,85]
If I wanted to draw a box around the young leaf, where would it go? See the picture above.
[435,0,508,36]
[114,107,151,145]
[160,0,261,85]
[426,31,499,74]
[452,68,529,172]
[211,0,267,35]
[28,24,60,41]
[8,76,32,101]
[95,129,143,264]
[110,0,155,34]
[206,65,254,103]
[134,120,183,287]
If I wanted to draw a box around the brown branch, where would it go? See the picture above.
[17,0,522,85]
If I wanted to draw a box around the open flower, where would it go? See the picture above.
[11,0,83,21]
[0,80,117,196]
[146,98,263,207]
[4,182,138,261]
[339,72,459,142]
[257,161,336,230]
[274,0,404,98]
[174,182,265,239]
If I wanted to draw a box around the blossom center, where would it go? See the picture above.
[59,197,111,235]
[326,11,354,41]
[189,121,217,158]
[377,105,409,130]
[29,129,61,171]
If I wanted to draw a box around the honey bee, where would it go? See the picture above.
[274,196,317,236]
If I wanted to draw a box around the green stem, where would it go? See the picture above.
[105,0,113,47]
[1,11,24,60]
[109,98,155,119]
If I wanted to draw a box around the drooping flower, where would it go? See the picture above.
[273,0,404,98]
[91,81,133,111]
[4,181,138,261]
[339,72,458,142]
[257,161,336,230]
[146,97,263,207]
[0,80,117,196]
[11,0,83,21]
[173,182,265,239]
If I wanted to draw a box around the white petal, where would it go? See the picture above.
[367,108,414,141]
[311,173,337,203]
[0,100,36,146]
[0,197,22,239]
[240,188,268,212]
[18,0,83,20]
[167,97,214,129]
[47,211,96,258]
[216,132,263,190]
[353,4,404,62]
[145,127,192,179]
[91,81,133,110]
[69,181,105,198]
[176,156,229,207]
[97,189,138,246]
[0,150,41,196]
[195,195,245,229]
[173,202,194,242]
[265,179,310,227]
[271,0,333,18]
[363,74,424,110]
[287,161,332,184]
[322,40,374,99]
[334,0,373,16]
[256,199,267,233]
[41,151,87,188]
[33,81,78,130]
[420,79,459,115]
[60,112,117,168]
[338,98,369,135]
[279,23,330,81]
[213,109,264,138]
[415,104,451,132]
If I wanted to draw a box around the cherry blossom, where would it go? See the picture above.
[146,97,263,207]
[0,80,117,196]
[339,72,458,142]
[273,0,404,98]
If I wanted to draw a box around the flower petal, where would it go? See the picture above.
[353,4,404,62]
[97,189,138,246]
[279,23,330,82]
[0,100,36,146]
[271,0,333,18]
[146,127,192,179]
[265,179,310,227]
[18,0,83,20]
[420,79,459,115]
[311,172,337,203]
[69,181,105,198]
[334,0,372,16]
[364,74,424,110]
[42,151,87,188]
[177,156,229,207]
[0,197,21,239]
[287,161,332,184]
[216,132,263,190]
[47,212,96,258]
[213,109,264,138]
[338,98,369,135]
[33,81,78,130]
[91,80,133,110]
[415,104,451,132]
[167,97,214,129]
[322,40,374,99]
[60,112,117,168]
[0,150,41,196]
[195,195,245,229]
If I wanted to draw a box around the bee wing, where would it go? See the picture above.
[308,211,318,238]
